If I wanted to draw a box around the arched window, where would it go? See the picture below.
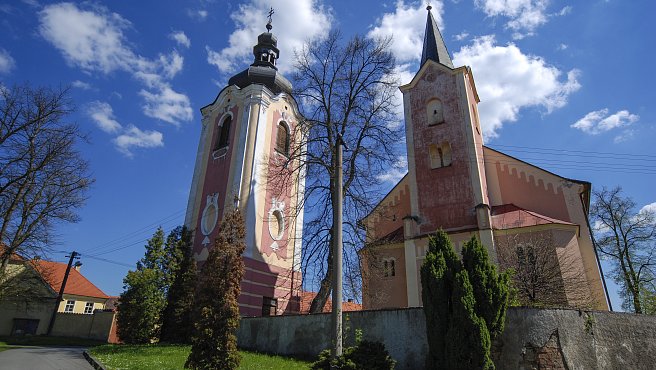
[429,141,452,169]
[215,116,231,150]
[441,141,452,166]
[427,99,444,125]
[276,121,290,156]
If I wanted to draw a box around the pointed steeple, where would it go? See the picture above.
[420,5,453,68]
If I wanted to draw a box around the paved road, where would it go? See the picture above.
[0,346,92,370]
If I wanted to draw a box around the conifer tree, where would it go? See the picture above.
[160,227,197,343]
[420,231,462,369]
[117,228,169,343]
[186,207,246,370]
[462,237,511,340]
[421,231,507,370]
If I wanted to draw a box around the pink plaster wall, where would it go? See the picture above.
[362,245,408,310]
[489,152,570,222]
[408,65,477,233]
[364,177,410,242]
[192,105,240,257]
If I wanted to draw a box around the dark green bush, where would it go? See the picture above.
[310,340,396,370]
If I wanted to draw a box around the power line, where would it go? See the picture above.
[490,144,656,159]
[83,255,136,269]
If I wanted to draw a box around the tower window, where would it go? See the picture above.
[383,258,396,277]
[429,141,452,169]
[276,121,290,156]
[426,99,444,125]
[215,116,231,150]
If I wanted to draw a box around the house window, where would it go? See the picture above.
[383,259,396,277]
[427,99,444,125]
[64,300,75,313]
[441,142,452,166]
[276,122,290,156]
[215,116,232,150]
[262,297,278,316]
[84,302,94,314]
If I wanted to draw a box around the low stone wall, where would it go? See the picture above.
[236,307,656,370]
[51,311,117,342]
[238,308,427,369]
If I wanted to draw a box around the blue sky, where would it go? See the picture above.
[1,0,654,310]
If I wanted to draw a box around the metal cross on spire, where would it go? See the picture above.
[426,1,432,11]
[266,7,274,32]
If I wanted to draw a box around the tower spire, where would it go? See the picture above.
[420,4,454,68]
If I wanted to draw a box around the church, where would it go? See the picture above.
[360,6,609,311]
[183,7,609,317]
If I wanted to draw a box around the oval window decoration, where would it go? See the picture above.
[200,193,219,236]
[268,209,285,240]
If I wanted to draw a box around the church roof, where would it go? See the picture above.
[491,204,576,230]
[420,6,453,69]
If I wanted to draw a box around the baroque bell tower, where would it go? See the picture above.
[184,13,304,316]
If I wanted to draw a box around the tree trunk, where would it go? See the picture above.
[310,237,334,313]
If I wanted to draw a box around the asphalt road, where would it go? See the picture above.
[0,347,92,370]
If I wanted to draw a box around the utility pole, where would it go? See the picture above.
[46,251,80,335]
[331,134,347,360]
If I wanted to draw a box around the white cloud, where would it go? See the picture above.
[0,49,15,74]
[159,50,184,78]
[640,202,656,215]
[87,101,164,156]
[71,80,92,90]
[454,32,470,41]
[39,3,192,125]
[187,9,208,21]
[377,156,408,184]
[169,31,190,48]
[139,85,193,124]
[571,109,639,135]
[205,0,332,74]
[475,0,550,38]
[453,35,581,138]
[88,101,122,133]
[367,1,438,64]
[114,125,164,157]
[558,6,572,16]
[557,43,568,51]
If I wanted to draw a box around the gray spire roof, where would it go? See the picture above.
[420,6,453,69]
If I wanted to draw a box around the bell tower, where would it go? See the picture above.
[401,6,494,247]
[184,14,304,316]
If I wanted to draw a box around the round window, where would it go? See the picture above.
[268,210,284,240]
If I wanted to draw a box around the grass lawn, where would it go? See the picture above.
[89,344,312,370]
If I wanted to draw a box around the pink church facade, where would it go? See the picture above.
[185,26,304,316]
[361,8,609,311]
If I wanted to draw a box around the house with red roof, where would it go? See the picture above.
[0,254,111,336]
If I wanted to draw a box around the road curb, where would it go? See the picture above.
[83,350,107,370]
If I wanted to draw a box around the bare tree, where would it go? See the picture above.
[591,186,656,313]
[268,31,401,312]
[0,84,93,273]
[496,231,595,308]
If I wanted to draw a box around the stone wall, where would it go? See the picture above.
[50,311,117,342]
[236,307,656,370]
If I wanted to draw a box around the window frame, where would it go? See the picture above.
[84,302,94,314]
[214,115,232,151]
[275,121,290,157]
[64,300,75,313]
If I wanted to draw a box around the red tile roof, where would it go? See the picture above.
[299,291,362,314]
[33,260,109,299]
[491,204,576,230]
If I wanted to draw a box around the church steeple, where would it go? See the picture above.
[227,8,292,94]
[420,5,453,68]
